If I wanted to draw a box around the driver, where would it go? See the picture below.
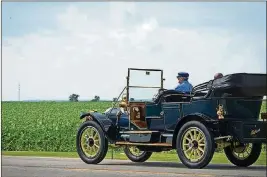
[175,72,193,93]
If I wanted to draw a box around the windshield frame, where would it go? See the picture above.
[126,68,164,102]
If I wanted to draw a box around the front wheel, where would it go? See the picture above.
[176,121,215,169]
[224,142,262,167]
[123,146,153,162]
[76,121,108,164]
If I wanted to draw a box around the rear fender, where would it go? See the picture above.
[80,112,117,141]
[172,113,215,147]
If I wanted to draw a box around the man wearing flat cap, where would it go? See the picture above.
[175,72,193,93]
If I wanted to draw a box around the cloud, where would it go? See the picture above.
[2,3,266,100]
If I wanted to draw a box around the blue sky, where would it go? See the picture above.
[2,2,266,101]
[3,2,266,37]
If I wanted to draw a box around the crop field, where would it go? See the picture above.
[2,101,112,152]
[2,100,267,153]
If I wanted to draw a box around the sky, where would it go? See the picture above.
[2,2,266,101]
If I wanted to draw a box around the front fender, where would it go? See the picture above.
[80,112,117,141]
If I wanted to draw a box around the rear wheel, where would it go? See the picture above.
[123,146,153,162]
[176,121,215,169]
[224,142,262,167]
[76,121,108,164]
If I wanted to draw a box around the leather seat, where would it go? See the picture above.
[153,90,191,103]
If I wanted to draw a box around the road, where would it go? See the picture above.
[2,156,266,177]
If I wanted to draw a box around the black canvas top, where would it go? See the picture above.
[208,73,267,97]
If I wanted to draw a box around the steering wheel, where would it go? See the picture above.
[158,88,167,94]
[152,88,167,101]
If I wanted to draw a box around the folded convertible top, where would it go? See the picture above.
[209,73,266,97]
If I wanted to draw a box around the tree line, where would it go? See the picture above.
[69,94,135,102]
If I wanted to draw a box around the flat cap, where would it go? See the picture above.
[177,72,189,78]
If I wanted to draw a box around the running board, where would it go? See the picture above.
[120,131,160,143]
[115,141,172,147]
[119,131,159,134]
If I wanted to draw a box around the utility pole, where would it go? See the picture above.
[18,83,20,101]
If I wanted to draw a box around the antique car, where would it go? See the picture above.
[76,68,267,169]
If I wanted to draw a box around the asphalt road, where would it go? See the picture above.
[2,156,266,177]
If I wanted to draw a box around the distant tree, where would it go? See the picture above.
[69,94,79,102]
[130,98,134,101]
[91,95,100,102]
[113,98,117,102]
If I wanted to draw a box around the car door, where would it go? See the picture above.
[145,102,165,131]
[162,102,182,131]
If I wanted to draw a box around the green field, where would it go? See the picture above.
[2,101,112,152]
[1,100,266,165]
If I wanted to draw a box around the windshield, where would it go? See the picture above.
[128,69,163,101]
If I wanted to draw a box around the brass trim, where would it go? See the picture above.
[261,113,267,121]
[216,104,225,119]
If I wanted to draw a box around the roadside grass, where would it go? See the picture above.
[2,150,266,166]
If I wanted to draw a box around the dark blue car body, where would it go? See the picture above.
[82,72,266,144]
[105,94,264,132]
[77,69,267,169]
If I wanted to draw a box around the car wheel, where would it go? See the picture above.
[123,146,153,162]
[224,142,262,167]
[76,121,108,164]
[176,121,215,169]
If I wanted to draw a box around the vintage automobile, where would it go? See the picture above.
[76,68,267,169]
